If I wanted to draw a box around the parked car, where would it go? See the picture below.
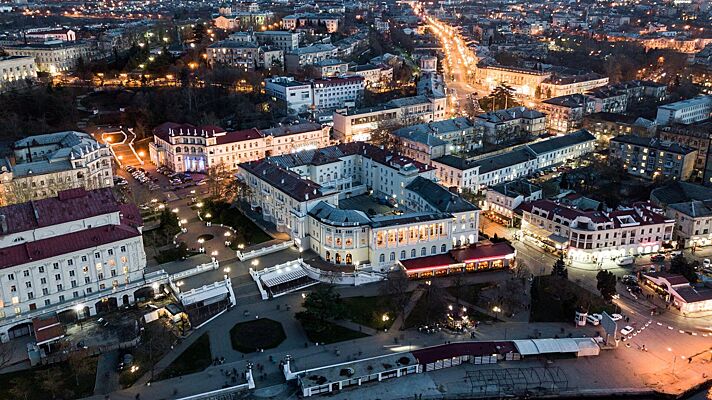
[586,315,600,326]
[611,313,623,321]
[670,250,682,257]
[704,259,711,268]
[620,326,635,335]
[616,257,635,266]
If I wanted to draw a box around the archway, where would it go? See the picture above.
[133,287,154,302]
[7,322,32,340]
[122,294,130,306]
[95,297,118,314]
[57,309,78,324]
[335,253,342,264]
[345,253,352,265]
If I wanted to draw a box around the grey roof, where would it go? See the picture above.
[610,135,696,155]
[406,177,479,213]
[10,131,105,178]
[668,200,712,218]
[387,95,431,107]
[289,44,336,55]
[260,122,322,137]
[308,201,371,226]
[651,181,712,206]
[490,179,542,198]
[208,40,259,49]
[658,95,712,111]
[432,154,479,170]
[473,148,537,174]
[477,107,544,124]
[393,128,447,147]
[542,94,589,108]
[528,130,595,155]
[314,58,346,67]
[370,211,454,228]
[11,159,73,177]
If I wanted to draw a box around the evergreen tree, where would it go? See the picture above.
[551,254,568,279]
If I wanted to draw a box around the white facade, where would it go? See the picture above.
[0,131,114,205]
[0,188,147,342]
[265,77,314,115]
[150,122,330,173]
[655,95,712,125]
[2,41,94,75]
[0,56,37,92]
[520,200,675,262]
[312,76,364,110]
[254,31,300,51]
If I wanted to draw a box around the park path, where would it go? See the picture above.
[94,350,120,396]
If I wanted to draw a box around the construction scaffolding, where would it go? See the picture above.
[464,366,569,398]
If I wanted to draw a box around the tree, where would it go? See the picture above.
[295,286,346,335]
[551,254,568,279]
[8,376,33,400]
[478,84,520,111]
[511,261,530,280]
[670,255,699,283]
[39,366,64,399]
[596,270,617,301]
[369,121,403,152]
[382,270,410,328]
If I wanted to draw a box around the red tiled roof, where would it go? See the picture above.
[450,242,516,263]
[400,254,455,271]
[214,128,263,145]
[0,188,122,235]
[413,341,516,365]
[0,223,141,269]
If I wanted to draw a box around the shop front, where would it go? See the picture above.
[400,242,516,279]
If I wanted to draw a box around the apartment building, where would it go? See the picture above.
[264,77,314,115]
[2,41,94,75]
[609,135,697,181]
[313,59,349,78]
[484,179,542,224]
[0,131,114,206]
[474,64,549,97]
[282,13,342,33]
[392,117,481,164]
[0,188,146,341]
[149,122,330,172]
[432,130,596,190]
[0,56,36,92]
[25,28,76,42]
[658,123,712,183]
[655,95,712,126]
[475,107,546,144]
[651,182,712,249]
[540,73,609,98]
[540,94,595,133]
[312,76,365,110]
[348,64,393,88]
[238,142,479,268]
[332,95,447,142]
[254,31,300,51]
[284,44,338,72]
[519,200,675,262]
[206,40,283,70]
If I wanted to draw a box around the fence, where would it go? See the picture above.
[175,383,251,400]
[170,259,220,281]
[237,241,292,261]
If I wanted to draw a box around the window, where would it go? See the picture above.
[59,295,65,302]
[67,260,73,266]
[411,249,416,257]
[25,282,32,288]
[53,262,59,269]
[86,288,92,294]
[390,252,396,261]
[42,288,49,295]
[69,270,75,277]
[44,299,51,306]
[400,250,406,259]
[71,280,77,288]
[108,249,114,256]
[95,252,100,259]
[84,277,90,284]
[39,266,45,273]
[120,246,126,252]
[23,270,29,277]
[73,291,79,298]
[27,292,34,299]
[81,256,87,262]
[55,274,61,281]
[421,247,426,256]
[431,246,436,255]
[379,254,385,263]
[441,244,447,252]
[96,263,102,271]
[7,274,14,281]
[40,278,47,284]
[57,284,63,291]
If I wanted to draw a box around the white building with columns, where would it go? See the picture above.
[0,188,147,342]
[238,143,479,269]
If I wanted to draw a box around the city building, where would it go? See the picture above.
[312,76,365,110]
[640,272,712,314]
[285,44,339,72]
[540,73,609,98]
[264,77,314,115]
[651,181,712,249]
[540,94,595,133]
[484,179,542,225]
[518,199,675,262]
[254,31,300,51]
[655,95,712,126]
[609,135,697,181]
[332,95,447,142]
[658,123,712,183]
[238,142,480,269]
[474,64,549,97]
[393,117,481,164]
[206,40,283,70]
[348,64,393,88]
[313,59,349,78]
[586,88,628,114]
[2,41,94,75]
[0,188,147,342]
[583,113,653,145]
[475,107,546,144]
[432,130,596,190]
[0,56,36,92]
[149,122,330,172]
[282,13,342,33]
[25,28,76,42]
[0,131,114,205]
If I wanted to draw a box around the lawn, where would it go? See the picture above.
[156,333,212,381]
[202,200,271,245]
[300,320,369,344]
[445,283,493,307]
[230,318,286,353]
[403,290,447,329]
[530,275,617,322]
[0,356,98,400]
[342,296,397,330]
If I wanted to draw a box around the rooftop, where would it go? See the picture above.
[406,177,479,213]
[610,135,696,155]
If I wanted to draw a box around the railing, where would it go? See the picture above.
[175,383,251,400]
[170,259,219,280]
[237,241,292,261]
[249,259,306,300]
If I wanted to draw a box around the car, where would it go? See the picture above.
[620,326,634,336]
[591,313,603,321]
[611,313,623,321]
[670,250,682,257]
[704,259,711,268]
[616,257,635,266]
[650,254,665,262]
[586,315,600,326]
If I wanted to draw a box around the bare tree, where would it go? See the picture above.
[8,376,33,400]
[39,366,64,399]
[382,269,410,327]
[67,350,92,388]
[0,341,17,369]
